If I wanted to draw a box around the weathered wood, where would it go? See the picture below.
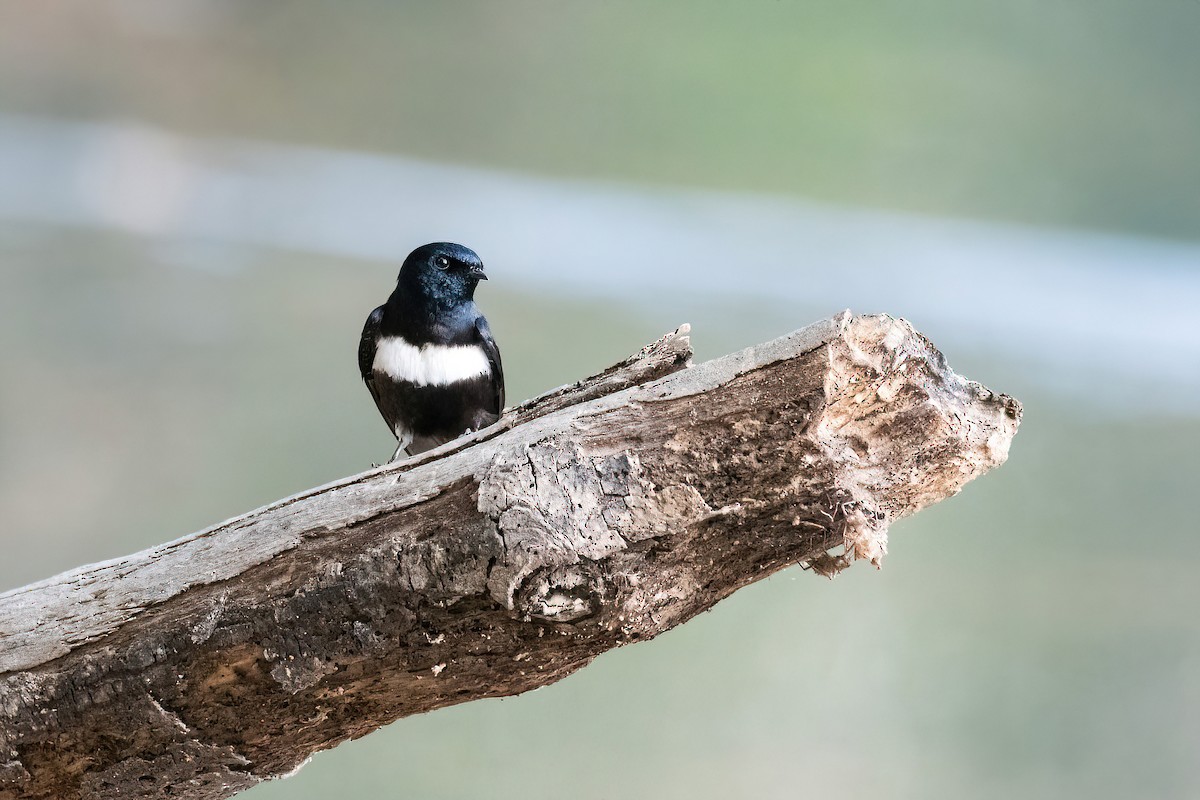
[0,313,1020,800]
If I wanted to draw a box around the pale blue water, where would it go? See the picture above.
[1,113,1197,414]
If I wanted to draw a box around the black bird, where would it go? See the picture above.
[359,242,504,461]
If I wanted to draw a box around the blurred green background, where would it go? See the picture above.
[1,2,1199,798]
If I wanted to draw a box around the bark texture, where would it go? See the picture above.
[0,313,1021,800]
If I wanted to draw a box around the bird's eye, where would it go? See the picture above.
[436,256,450,270]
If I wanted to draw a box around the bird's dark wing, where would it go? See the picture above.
[475,315,505,416]
[359,305,387,421]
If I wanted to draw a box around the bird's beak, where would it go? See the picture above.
[471,265,488,280]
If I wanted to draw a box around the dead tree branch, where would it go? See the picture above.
[0,312,1021,800]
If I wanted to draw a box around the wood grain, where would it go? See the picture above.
[0,314,1020,800]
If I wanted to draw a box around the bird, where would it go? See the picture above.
[358,242,504,462]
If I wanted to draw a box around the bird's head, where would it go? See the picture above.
[397,242,487,308]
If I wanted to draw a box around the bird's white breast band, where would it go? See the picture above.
[373,336,491,386]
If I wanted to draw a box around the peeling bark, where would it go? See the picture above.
[0,313,1021,800]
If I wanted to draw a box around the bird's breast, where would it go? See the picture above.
[372,336,491,387]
